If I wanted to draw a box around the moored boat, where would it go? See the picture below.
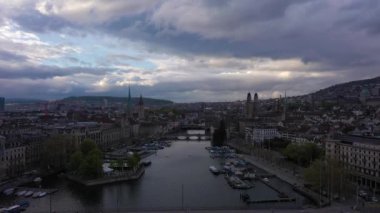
[16,190,26,196]
[3,188,15,196]
[24,191,33,197]
[38,192,47,198]
[209,166,220,175]
[32,192,41,198]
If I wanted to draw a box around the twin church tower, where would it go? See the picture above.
[245,92,258,118]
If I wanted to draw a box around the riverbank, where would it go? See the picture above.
[227,141,330,207]
[66,166,145,186]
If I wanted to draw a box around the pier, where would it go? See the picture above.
[15,187,58,195]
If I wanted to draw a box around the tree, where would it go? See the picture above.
[69,139,103,179]
[69,150,83,172]
[41,135,75,172]
[283,143,323,167]
[79,150,103,179]
[304,158,352,199]
[212,120,227,147]
[80,139,97,155]
[127,153,141,171]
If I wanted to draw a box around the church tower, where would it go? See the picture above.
[246,93,253,118]
[253,93,258,117]
[138,94,144,120]
[126,85,132,116]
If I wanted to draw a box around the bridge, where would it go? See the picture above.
[162,134,211,141]
[179,124,209,131]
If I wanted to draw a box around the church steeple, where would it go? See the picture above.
[138,94,144,106]
[126,85,132,115]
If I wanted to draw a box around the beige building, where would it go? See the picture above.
[326,135,380,191]
[0,138,26,178]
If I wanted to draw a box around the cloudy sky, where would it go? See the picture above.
[0,0,379,102]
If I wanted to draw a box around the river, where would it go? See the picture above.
[4,139,308,212]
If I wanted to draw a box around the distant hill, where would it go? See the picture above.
[308,76,380,101]
[5,98,47,104]
[62,96,173,107]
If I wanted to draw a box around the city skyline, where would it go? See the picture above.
[1,0,380,102]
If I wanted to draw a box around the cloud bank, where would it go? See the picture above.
[0,0,379,102]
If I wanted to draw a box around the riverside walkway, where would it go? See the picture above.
[227,141,330,207]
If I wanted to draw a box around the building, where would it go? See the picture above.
[0,135,6,180]
[325,135,380,191]
[245,127,280,144]
[0,137,26,178]
[0,97,4,112]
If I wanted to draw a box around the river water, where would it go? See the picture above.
[5,139,308,212]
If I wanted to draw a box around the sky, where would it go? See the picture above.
[0,0,380,102]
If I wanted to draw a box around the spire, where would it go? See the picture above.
[247,92,252,102]
[126,85,132,115]
[254,93,258,102]
[138,94,144,106]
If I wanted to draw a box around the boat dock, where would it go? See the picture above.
[15,187,58,194]
[244,197,296,204]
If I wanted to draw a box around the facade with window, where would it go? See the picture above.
[326,135,380,191]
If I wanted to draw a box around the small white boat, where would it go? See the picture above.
[33,177,42,182]
[16,190,26,196]
[32,192,41,198]
[262,178,269,182]
[24,191,33,197]
[209,166,220,174]
[38,192,47,198]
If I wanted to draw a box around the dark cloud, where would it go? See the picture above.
[0,50,28,62]
[0,65,112,80]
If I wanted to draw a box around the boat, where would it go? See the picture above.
[32,192,41,198]
[225,176,253,189]
[2,205,21,213]
[24,191,33,197]
[3,188,15,196]
[16,200,30,209]
[242,173,256,180]
[262,178,269,182]
[38,192,47,198]
[209,166,220,175]
[16,190,26,196]
[33,177,42,182]
[141,160,152,166]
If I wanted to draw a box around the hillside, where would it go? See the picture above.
[309,76,380,100]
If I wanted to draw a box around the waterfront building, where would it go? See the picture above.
[245,127,280,144]
[0,137,26,178]
[325,135,380,191]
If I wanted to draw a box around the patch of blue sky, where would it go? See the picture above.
[38,31,156,70]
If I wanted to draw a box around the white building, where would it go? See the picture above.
[245,127,280,143]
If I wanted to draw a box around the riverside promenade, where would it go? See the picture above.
[227,141,330,207]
